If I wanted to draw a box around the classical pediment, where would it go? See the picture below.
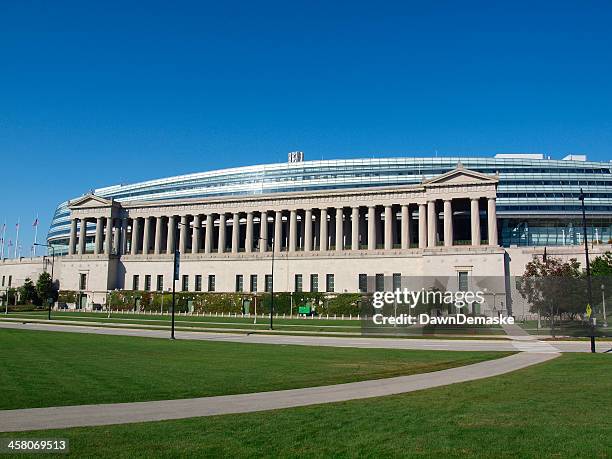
[423,163,498,187]
[68,194,116,209]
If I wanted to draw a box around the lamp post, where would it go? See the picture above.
[170,220,189,339]
[602,284,608,328]
[579,188,596,353]
[258,236,275,330]
[34,242,55,320]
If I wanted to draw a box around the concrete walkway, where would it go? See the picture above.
[0,352,558,432]
[0,320,603,352]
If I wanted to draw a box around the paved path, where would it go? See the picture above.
[0,321,606,353]
[0,352,558,432]
[502,323,562,353]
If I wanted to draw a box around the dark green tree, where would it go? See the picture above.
[590,251,612,277]
[36,272,57,305]
[18,278,40,305]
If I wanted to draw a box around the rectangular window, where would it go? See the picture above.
[326,274,334,292]
[250,274,257,292]
[1,276,4,287]
[8,275,12,287]
[358,274,367,293]
[144,275,151,291]
[265,274,273,293]
[131,275,138,291]
[156,275,164,292]
[375,273,384,292]
[208,275,216,292]
[294,274,303,292]
[182,275,189,292]
[235,274,243,292]
[458,271,469,291]
[195,275,202,292]
[310,274,319,293]
[78,273,87,291]
[392,273,401,291]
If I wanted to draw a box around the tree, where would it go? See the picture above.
[590,251,612,277]
[18,278,40,306]
[516,256,584,326]
[36,272,57,305]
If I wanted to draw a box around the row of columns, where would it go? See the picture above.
[68,198,498,256]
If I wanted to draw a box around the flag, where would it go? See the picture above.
[33,218,39,227]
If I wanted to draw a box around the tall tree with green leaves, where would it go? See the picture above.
[18,278,40,306]
[36,272,57,305]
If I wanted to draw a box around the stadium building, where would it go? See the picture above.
[1,152,611,316]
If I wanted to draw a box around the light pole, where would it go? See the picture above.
[171,220,189,339]
[258,236,275,330]
[34,242,55,320]
[579,188,596,353]
[602,284,608,328]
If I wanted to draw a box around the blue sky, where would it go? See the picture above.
[1,1,611,255]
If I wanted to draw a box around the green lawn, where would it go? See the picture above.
[0,328,508,410]
[3,353,609,458]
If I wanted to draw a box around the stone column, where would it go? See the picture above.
[418,204,427,249]
[231,213,240,253]
[351,207,359,250]
[401,205,410,249]
[113,220,121,254]
[154,217,163,254]
[94,217,103,255]
[121,218,128,255]
[471,199,481,246]
[130,218,140,255]
[245,212,254,253]
[105,217,113,255]
[143,217,152,255]
[427,201,437,247]
[192,215,201,254]
[335,207,343,250]
[179,215,188,253]
[367,206,376,250]
[488,198,498,246]
[444,200,453,247]
[320,208,328,251]
[167,216,176,254]
[218,213,226,253]
[384,206,393,250]
[302,209,312,252]
[78,218,88,255]
[204,214,213,254]
[289,209,297,251]
[274,210,282,253]
[69,218,77,255]
[259,211,268,252]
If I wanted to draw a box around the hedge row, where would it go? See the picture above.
[58,290,365,315]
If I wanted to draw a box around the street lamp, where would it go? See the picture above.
[258,236,275,330]
[34,242,55,320]
[602,284,608,328]
[579,188,596,353]
[170,220,189,340]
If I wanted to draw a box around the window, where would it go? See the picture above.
[208,275,216,292]
[458,271,469,291]
[235,274,243,292]
[250,274,257,292]
[131,275,138,291]
[375,274,384,292]
[1,276,4,287]
[310,274,319,293]
[195,275,202,292]
[144,275,151,291]
[294,274,303,292]
[326,274,334,292]
[265,274,273,292]
[392,273,401,291]
[156,275,164,292]
[358,274,367,293]
[8,275,12,287]
[182,275,189,292]
[77,273,89,291]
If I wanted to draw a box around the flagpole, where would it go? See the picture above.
[14,219,20,258]
[0,220,5,259]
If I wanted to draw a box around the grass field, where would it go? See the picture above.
[2,353,609,458]
[0,328,509,410]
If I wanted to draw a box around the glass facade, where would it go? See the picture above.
[47,156,612,252]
